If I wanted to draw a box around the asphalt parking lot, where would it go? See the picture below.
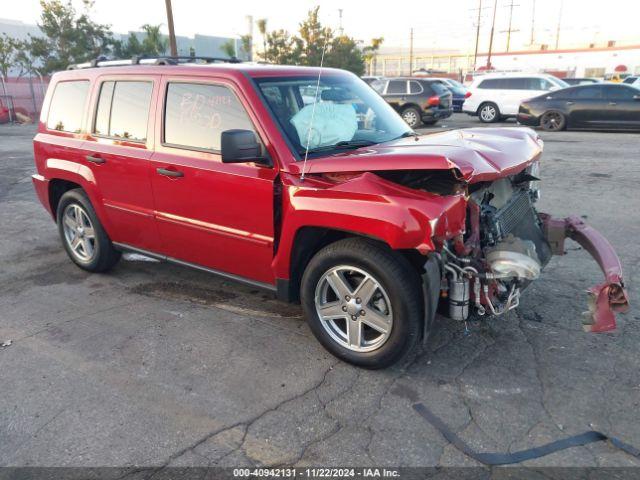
[0,115,639,472]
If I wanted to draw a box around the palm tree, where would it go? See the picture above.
[141,24,168,56]
[256,18,268,59]
[363,37,384,75]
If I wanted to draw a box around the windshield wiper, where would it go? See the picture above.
[395,131,419,139]
[302,139,377,155]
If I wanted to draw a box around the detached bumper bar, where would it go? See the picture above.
[540,214,629,332]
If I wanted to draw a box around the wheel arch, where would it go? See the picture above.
[277,226,428,303]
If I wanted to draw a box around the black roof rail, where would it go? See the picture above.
[68,55,242,70]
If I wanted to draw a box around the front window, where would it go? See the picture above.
[255,75,413,156]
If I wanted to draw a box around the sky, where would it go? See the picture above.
[4,0,640,54]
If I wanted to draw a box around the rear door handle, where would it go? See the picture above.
[86,155,105,164]
[156,167,184,178]
[609,102,617,106]
[566,101,574,105]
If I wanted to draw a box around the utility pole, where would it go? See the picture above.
[409,27,414,75]
[165,0,178,56]
[473,0,483,70]
[529,0,536,46]
[555,0,564,50]
[486,0,498,69]
[338,9,344,36]
[500,0,520,53]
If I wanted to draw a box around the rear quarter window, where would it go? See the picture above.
[428,82,449,95]
[47,80,90,133]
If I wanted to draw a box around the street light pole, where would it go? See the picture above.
[165,0,178,56]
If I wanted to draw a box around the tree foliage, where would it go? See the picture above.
[113,24,168,58]
[258,7,381,75]
[28,0,114,74]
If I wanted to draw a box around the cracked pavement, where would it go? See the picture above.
[0,118,639,470]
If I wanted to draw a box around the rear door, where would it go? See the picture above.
[83,76,161,252]
[603,85,640,129]
[383,80,408,112]
[149,76,278,286]
[566,85,607,127]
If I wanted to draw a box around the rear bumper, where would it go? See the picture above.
[517,113,540,127]
[32,174,53,218]
[540,213,629,332]
[423,109,452,122]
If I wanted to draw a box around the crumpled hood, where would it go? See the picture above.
[288,127,543,183]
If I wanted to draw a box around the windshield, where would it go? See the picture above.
[255,75,412,157]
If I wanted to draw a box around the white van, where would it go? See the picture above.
[463,73,569,122]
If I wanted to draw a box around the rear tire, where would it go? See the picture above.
[478,102,500,123]
[540,110,566,131]
[56,189,121,273]
[300,238,423,369]
[401,107,422,128]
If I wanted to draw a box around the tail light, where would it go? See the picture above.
[464,91,472,98]
[427,95,440,107]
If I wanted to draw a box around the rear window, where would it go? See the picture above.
[163,82,255,152]
[47,80,90,133]
[409,81,423,94]
[477,78,501,89]
[94,81,153,141]
[386,80,407,94]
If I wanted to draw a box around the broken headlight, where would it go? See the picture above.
[527,160,541,202]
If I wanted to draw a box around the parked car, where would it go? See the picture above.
[463,73,569,123]
[32,59,628,368]
[622,76,639,85]
[563,77,600,86]
[371,77,453,127]
[425,77,469,112]
[518,83,640,131]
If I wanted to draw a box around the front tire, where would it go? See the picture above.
[478,102,500,123]
[56,189,121,272]
[301,238,423,369]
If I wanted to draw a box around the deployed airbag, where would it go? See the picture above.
[290,102,357,149]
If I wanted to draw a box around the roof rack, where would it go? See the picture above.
[68,55,242,70]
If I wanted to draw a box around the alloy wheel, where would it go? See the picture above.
[541,111,564,131]
[480,104,497,122]
[62,203,97,262]
[314,265,393,353]
[402,110,419,127]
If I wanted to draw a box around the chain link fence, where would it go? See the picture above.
[0,75,49,123]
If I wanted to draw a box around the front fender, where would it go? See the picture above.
[272,172,467,279]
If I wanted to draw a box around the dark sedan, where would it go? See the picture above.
[427,78,468,112]
[518,83,640,131]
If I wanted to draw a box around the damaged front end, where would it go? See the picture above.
[432,163,629,332]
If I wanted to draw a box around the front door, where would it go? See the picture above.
[150,78,278,286]
[567,85,608,128]
[83,76,161,252]
[603,85,640,129]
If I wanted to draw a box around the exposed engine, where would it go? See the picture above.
[442,162,551,321]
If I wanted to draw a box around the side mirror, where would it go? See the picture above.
[221,129,271,167]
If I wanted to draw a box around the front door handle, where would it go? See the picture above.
[156,167,184,178]
[86,155,105,164]
[566,101,574,105]
[609,102,617,106]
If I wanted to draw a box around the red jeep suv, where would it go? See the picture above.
[32,58,628,368]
